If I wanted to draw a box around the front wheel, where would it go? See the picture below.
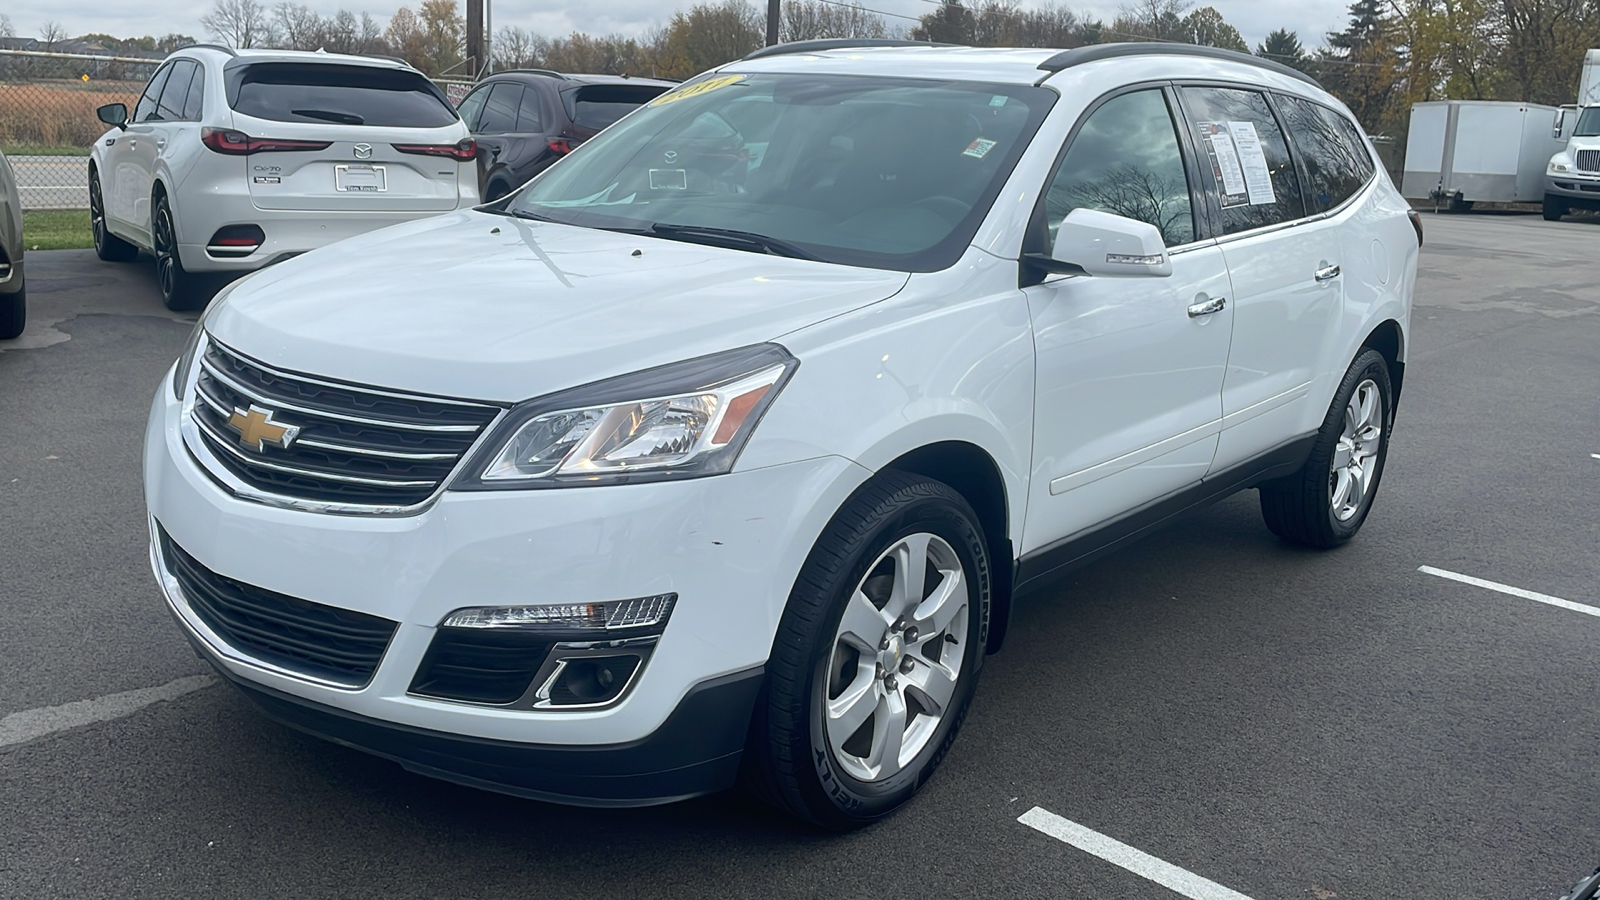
[742,472,990,830]
[1260,349,1394,548]
[1543,193,1569,222]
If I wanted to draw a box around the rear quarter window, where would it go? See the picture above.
[562,84,670,130]
[227,63,458,128]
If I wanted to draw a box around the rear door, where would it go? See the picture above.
[1175,85,1344,473]
[111,62,171,234]
[471,81,531,196]
[228,62,466,212]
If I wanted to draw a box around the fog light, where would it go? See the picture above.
[544,655,642,706]
[440,594,675,633]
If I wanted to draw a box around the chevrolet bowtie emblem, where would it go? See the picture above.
[226,404,300,451]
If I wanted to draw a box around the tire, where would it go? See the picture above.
[1543,193,1569,222]
[152,194,211,311]
[90,171,138,262]
[0,284,23,340]
[1260,348,1394,548]
[485,180,512,202]
[742,471,990,830]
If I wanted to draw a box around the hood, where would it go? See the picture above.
[207,211,909,402]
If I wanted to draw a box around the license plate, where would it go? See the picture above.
[335,164,386,192]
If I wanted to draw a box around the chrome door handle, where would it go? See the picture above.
[1315,264,1341,282]
[157,139,166,149]
[1187,296,1227,317]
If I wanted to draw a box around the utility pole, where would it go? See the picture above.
[766,0,780,46]
[466,0,483,78]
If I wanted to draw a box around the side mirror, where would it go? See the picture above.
[1029,208,1172,278]
[97,103,128,128]
[1554,108,1567,138]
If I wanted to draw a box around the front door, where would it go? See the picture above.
[1020,88,1234,554]
[106,62,171,232]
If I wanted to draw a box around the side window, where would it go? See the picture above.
[182,64,206,120]
[456,85,490,130]
[133,64,172,123]
[1178,86,1305,234]
[156,60,197,122]
[477,83,522,133]
[515,86,543,132]
[1043,88,1195,248]
[1277,95,1374,213]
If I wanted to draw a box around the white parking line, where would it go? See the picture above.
[1018,807,1257,900]
[0,675,215,750]
[1418,566,1599,618]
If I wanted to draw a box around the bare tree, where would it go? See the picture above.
[357,12,386,54]
[0,14,15,39]
[324,10,359,54]
[274,2,325,50]
[492,25,540,69]
[202,0,275,48]
[39,20,68,50]
[781,1,888,42]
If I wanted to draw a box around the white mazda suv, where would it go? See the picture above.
[91,46,479,310]
[143,41,1420,828]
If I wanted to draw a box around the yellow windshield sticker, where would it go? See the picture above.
[649,74,747,106]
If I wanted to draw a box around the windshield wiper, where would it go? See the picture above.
[292,108,364,125]
[646,223,818,261]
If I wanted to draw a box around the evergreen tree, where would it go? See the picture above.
[1256,28,1308,72]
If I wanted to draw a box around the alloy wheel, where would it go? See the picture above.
[90,177,106,251]
[154,202,176,299]
[1329,378,1383,522]
[823,532,969,783]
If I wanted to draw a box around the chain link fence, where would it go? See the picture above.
[1,49,160,210]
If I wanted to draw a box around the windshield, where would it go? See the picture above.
[507,73,1055,271]
[1576,107,1600,137]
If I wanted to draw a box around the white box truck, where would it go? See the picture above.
[1401,100,1570,209]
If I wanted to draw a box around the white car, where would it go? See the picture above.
[144,41,1420,828]
[90,46,479,310]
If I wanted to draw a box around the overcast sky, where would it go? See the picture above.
[5,0,1353,53]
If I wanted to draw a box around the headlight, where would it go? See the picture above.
[456,343,797,490]
[1550,161,1571,173]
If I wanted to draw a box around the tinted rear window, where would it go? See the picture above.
[562,84,670,130]
[228,63,457,128]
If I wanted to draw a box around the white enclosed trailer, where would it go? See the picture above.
[1401,100,1570,207]
[1581,49,1600,106]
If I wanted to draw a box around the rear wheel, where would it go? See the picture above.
[1260,349,1393,548]
[484,180,512,202]
[153,194,210,311]
[742,472,989,830]
[0,284,24,340]
[1543,193,1569,221]
[90,171,138,262]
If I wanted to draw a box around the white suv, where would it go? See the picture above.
[91,46,479,310]
[143,41,1420,828]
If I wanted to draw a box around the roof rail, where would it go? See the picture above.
[363,54,412,67]
[502,68,568,80]
[1036,42,1319,87]
[178,42,239,57]
[743,39,956,61]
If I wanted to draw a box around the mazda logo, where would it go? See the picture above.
[353,144,373,160]
[664,150,678,163]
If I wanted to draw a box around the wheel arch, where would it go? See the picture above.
[1360,318,1405,409]
[880,441,1015,654]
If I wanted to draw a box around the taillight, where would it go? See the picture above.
[201,127,332,155]
[392,139,477,161]
[1407,209,1424,247]
[548,138,572,155]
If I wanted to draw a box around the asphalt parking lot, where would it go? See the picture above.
[2,213,1598,900]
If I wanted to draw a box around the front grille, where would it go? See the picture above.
[189,340,502,509]
[158,526,398,686]
[1577,149,1600,173]
[409,629,555,705]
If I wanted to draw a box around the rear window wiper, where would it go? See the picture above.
[646,223,818,261]
[292,108,364,125]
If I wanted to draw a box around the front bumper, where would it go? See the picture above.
[146,366,870,801]
[1545,173,1600,207]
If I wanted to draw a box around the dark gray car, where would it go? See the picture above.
[456,71,674,201]
[0,150,24,340]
